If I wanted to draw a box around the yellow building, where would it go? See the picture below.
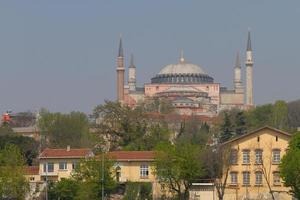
[222,126,292,200]
[38,146,94,181]
[108,151,164,199]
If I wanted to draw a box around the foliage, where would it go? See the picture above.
[72,156,116,199]
[139,98,175,114]
[92,101,171,151]
[287,99,300,129]
[280,132,300,199]
[177,118,210,146]
[0,144,29,200]
[234,111,247,136]
[123,182,152,200]
[0,135,39,165]
[154,142,206,200]
[219,112,234,143]
[48,179,79,200]
[38,109,93,149]
[271,100,288,130]
[245,104,273,130]
[0,123,14,136]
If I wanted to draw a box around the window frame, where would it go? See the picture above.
[230,171,238,185]
[272,149,281,164]
[140,164,149,178]
[273,172,281,185]
[242,150,250,165]
[255,171,263,185]
[230,149,238,165]
[242,171,250,186]
[255,149,263,164]
[44,162,54,173]
[59,162,67,170]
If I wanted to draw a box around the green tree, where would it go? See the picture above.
[0,144,29,200]
[123,182,152,200]
[287,99,300,129]
[272,100,288,130]
[0,123,14,136]
[38,109,92,148]
[154,142,206,200]
[235,111,247,136]
[245,104,273,130]
[48,179,79,200]
[219,112,234,143]
[72,156,116,199]
[92,101,171,151]
[0,135,39,165]
[280,132,300,199]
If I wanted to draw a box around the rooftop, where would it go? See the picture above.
[108,151,155,161]
[39,148,93,159]
[24,166,39,175]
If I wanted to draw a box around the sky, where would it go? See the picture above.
[0,0,300,114]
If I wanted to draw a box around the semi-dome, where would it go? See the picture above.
[151,52,214,84]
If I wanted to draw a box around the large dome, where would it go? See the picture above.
[151,54,214,84]
[158,63,206,75]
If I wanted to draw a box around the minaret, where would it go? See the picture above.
[234,52,243,92]
[116,37,125,102]
[245,31,254,106]
[128,54,136,91]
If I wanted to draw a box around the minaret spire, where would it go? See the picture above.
[118,36,124,57]
[247,31,252,51]
[116,36,125,102]
[245,30,254,106]
[129,54,135,68]
[128,53,136,91]
[234,51,243,92]
[235,52,241,69]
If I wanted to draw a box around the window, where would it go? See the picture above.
[230,149,238,165]
[255,149,263,164]
[72,162,78,170]
[140,165,149,178]
[276,136,278,142]
[230,172,238,185]
[272,149,281,164]
[255,171,263,185]
[29,177,35,181]
[59,162,67,170]
[257,136,260,142]
[43,162,54,173]
[243,171,250,185]
[242,150,250,164]
[273,172,281,185]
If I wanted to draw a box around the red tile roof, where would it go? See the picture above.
[108,151,155,161]
[24,166,39,175]
[39,148,93,159]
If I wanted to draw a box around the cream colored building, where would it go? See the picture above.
[222,126,292,200]
[38,147,93,181]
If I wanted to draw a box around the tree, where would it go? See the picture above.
[72,156,116,199]
[0,144,29,200]
[234,111,247,136]
[245,104,273,130]
[0,135,39,165]
[38,109,92,149]
[154,142,206,200]
[219,112,234,143]
[287,99,300,129]
[203,146,232,200]
[92,101,171,151]
[280,132,300,199]
[48,179,79,200]
[0,123,14,136]
[272,100,288,130]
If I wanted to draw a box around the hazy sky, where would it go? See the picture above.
[0,1,300,114]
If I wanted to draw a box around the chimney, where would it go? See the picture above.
[67,145,71,151]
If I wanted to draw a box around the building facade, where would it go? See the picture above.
[38,147,94,181]
[116,32,255,116]
[222,126,292,200]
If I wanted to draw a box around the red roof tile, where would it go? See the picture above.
[108,151,155,161]
[39,148,92,158]
[24,166,39,175]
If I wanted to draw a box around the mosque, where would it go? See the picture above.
[116,32,254,116]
